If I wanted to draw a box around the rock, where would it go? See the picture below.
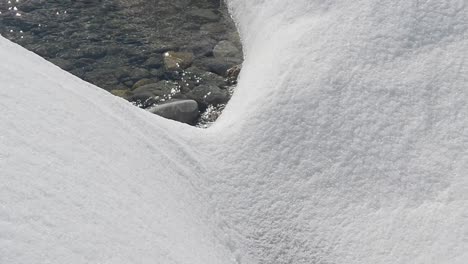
[199,71,227,88]
[149,100,199,124]
[132,78,157,90]
[213,40,240,58]
[130,68,151,81]
[200,23,226,34]
[186,84,229,109]
[184,66,227,88]
[144,56,163,68]
[163,51,194,71]
[34,44,61,58]
[188,8,219,22]
[123,80,134,87]
[226,64,242,84]
[197,57,242,76]
[49,58,74,71]
[83,69,119,89]
[130,81,178,107]
[114,67,132,80]
[77,46,107,59]
[110,89,132,99]
[74,58,95,68]
[187,38,217,57]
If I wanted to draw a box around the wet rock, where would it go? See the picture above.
[110,89,132,99]
[200,23,225,34]
[143,56,163,68]
[198,57,242,76]
[83,69,119,89]
[149,100,199,124]
[199,71,227,88]
[130,81,178,104]
[114,67,132,80]
[188,8,219,22]
[49,58,74,71]
[163,51,194,71]
[74,58,95,68]
[186,84,229,109]
[78,46,107,59]
[213,40,240,58]
[130,68,151,81]
[132,78,157,90]
[34,44,61,58]
[226,64,241,84]
[123,80,134,87]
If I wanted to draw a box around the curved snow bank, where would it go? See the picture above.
[211,0,468,263]
[0,38,231,263]
[1,0,467,264]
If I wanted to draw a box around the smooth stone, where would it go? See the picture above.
[149,100,200,124]
[197,57,242,76]
[213,40,240,58]
[163,51,194,71]
[132,78,157,90]
[188,8,219,22]
[200,23,226,34]
[130,81,178,103]
[186,84,229,108]
[110,89,132,99]
[77,46,107,59]
[113,67,132,80]
[130,68,151,81]
[49,58,74,71]
[144,56,163,68]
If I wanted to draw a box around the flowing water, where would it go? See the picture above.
[0,0,242,126]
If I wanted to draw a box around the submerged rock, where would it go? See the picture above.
[213,40,240,58]
[163,51,194,71]
[186,84,229,109]
[149,100,199,124]
[131,81,177,99]
[132,78,157,90]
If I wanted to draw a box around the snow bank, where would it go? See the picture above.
[1,0,467,264]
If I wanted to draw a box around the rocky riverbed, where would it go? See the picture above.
[0,0,242,126]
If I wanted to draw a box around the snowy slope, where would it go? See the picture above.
[1,0,468,264]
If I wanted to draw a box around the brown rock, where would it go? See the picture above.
[163,51,194,71]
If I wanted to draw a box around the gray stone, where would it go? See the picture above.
[130,81,178,103]
[49,58,74,71]
[144,56,163,68]
[186,84,229,108]
[132,78,157,90]
[200,23,226,34]
[78,46,107,59]
[197,57,242,76]
[149,100,199,124]
[163,51,194,71]
[199,71,226,88]
[130,68,151,81]
[188,8,219,22]
[213,40,240,58]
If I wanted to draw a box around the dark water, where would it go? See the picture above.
[0,0,242,126]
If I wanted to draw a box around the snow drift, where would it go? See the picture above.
[1,0,467,263]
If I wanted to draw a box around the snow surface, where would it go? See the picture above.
[1,0,467,263]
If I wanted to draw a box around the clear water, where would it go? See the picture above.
[0,0,242,126]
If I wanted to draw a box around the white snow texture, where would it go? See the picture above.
[1,0,467,263]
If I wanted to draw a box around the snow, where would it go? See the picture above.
[1,0,467,264]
